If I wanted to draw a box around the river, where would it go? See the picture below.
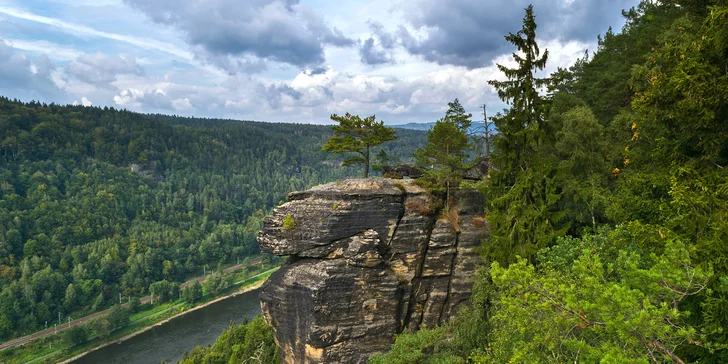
[70,288,262,364]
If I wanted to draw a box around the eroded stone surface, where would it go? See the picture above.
[259,178,487,363]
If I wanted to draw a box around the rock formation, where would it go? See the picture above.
[259,178,487,363]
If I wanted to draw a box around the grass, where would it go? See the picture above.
[1,264,279,364]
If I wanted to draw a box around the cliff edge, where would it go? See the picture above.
[258,178,487,363]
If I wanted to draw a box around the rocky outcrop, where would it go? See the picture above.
[259,178,487,363]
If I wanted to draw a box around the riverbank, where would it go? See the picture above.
[60,268,275,364]
[0,258,264,353]
[1,266,277,364]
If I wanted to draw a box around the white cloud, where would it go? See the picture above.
[172,98,193,112]
[4,39,83,61]
[73,96,93,106]
[0,6,194,61]
[0,1,613,123]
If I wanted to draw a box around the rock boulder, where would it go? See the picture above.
[259,178,487,363]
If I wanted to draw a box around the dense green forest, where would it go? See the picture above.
[372,0,728,363]
[0,98,425,340]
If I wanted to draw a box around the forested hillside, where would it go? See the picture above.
[0,98,425,340]
[373,1,728,363]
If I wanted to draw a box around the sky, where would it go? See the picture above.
[0,0,640,124]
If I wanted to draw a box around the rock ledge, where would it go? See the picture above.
[259,178,487,363]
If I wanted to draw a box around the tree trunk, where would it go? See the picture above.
[364,144,370,178]
[446,179,451,211]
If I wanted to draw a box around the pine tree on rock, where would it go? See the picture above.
[323,113,397,178]
[415,114,470,209]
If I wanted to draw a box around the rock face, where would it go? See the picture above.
[259,178,487,363]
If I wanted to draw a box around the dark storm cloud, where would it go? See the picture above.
[359,21,396,65]
[307,66,328,75]
[260,83,302,109]
[393,0,638,68]
[368,21,396,49]
[359,37,394,65]
[124,0,355,72]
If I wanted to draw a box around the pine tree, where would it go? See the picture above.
[415,117,470,206]
[323,113,397,178]
[444,98,473,132]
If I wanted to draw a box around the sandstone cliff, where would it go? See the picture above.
[258,178,487,363]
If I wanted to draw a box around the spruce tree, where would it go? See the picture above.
[486,5,564,265]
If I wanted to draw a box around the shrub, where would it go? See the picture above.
[282,214,295,231]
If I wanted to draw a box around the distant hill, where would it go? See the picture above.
[392,122,436,131]
[393,121,494,137]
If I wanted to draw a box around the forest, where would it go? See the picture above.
[0,98,425,340]
[191,0,728,363]
[372,1,728,363]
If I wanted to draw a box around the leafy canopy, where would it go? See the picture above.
[480,226,709,363]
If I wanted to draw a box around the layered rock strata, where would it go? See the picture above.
[259,178,486,363]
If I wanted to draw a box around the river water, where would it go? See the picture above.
[71,288,262,364]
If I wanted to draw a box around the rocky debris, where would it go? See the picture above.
[463,156,490,180]
[259,178,488,364]
[129,162,163,181]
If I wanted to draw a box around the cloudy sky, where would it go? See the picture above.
[0,0,638,124]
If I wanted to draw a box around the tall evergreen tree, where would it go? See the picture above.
[486,5,564,265]
[323,113,397,178]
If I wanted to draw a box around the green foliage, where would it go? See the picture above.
[323,113,398,178]
[478,227,709,363]
[105,304,130,329]
[444,98,472,132]
[378,1,728,362]
[62,325,88,347]
[180,315,278,364]
[369,327,464,364]
[372,149,397,172]
[149,280,178,303]
[201,272,233,297]
[282,214,296,231]
[182,281,203,303]
[485,5,569,265]
[89,317,112,339]
[415,116,470,199]
[414,99,474,209]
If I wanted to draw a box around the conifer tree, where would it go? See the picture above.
[488,4,549,156]
[415,117,470,206]
[323,113,397,178]
[444,98,473,132]
[486,5,564,265]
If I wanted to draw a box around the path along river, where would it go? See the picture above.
[70,288,262,364]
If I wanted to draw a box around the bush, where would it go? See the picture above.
[62,325,88,347]
[282,214,295,231]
